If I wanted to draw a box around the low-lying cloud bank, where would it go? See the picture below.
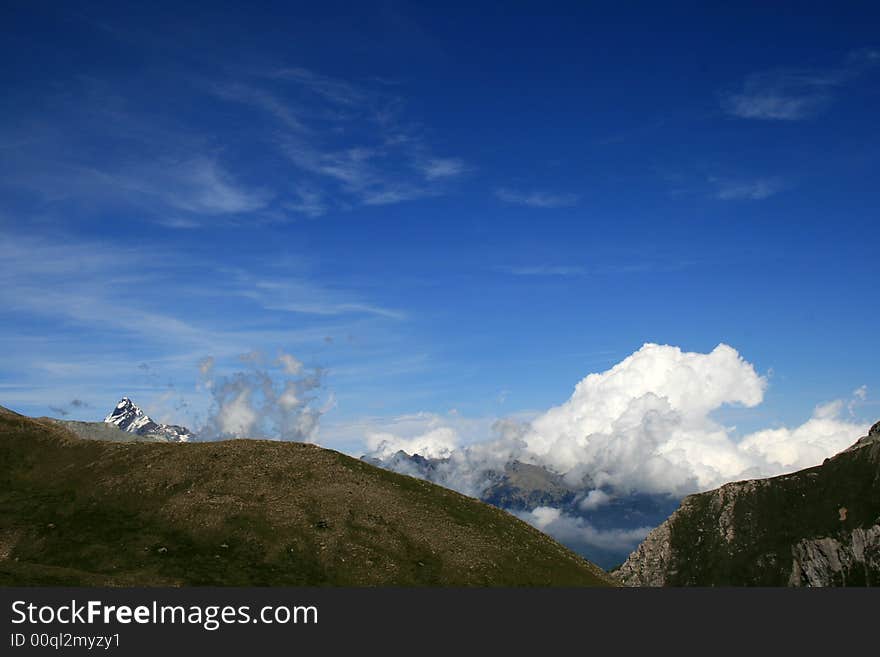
[513,507,654,554]
[364,343,870,499]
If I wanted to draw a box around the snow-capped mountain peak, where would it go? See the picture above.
[104,397,155,433]
[104,397,192,442]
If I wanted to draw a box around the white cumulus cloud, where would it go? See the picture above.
[523,343,767,494]
[738,399,868,471]
[363,343,871,498]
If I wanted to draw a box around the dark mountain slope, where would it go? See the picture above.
[0,406,613,587]
[614,421,880,586]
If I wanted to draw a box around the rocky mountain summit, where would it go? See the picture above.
[104,397,193,442]
[614,421,880,586]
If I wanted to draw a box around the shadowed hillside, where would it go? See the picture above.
[0,406,613,587]
[615,421,880,586]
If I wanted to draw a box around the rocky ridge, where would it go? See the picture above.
[614,421,880,586]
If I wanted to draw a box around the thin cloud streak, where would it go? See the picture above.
[235,277,408,320]
[0,230,407,355]
[419,157,466,180]
[712,177,785,201]
[1,65,466,227]
[495,187,579,208]
[216,67,467,214]
[721,48,880,120]
[496,265,587,276]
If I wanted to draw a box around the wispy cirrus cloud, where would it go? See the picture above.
[0,229,406,354]
[214,68,467,215]
[711,176,785,201]
[494,187,579,208]
[236,278,408,320]
[721,70,842,120]
[1,65,465,226]
[721,48,880,120]
[210,82,311,132]
[0,87,272,223]
[1,142,271,219]
[280,141,440,208]
[418,157,467,181]
[269,67,368,107]
[496,265,586,276]
[157,217,203,229]
[0,232,213,356]
[111,157,273,215]
[283,186,328,218]
[494,255,696,279]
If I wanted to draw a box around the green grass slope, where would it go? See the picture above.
[0,406,613,587]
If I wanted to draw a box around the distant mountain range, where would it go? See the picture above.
[363,450,679,569]
[614,421,880,586]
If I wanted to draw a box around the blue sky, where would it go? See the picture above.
[2,1,879,455]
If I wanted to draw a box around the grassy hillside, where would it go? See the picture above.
[0,406,613,586]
